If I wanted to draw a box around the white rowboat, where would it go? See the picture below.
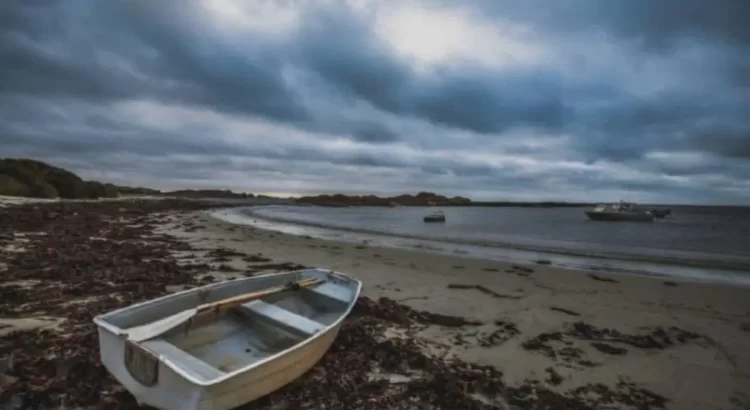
[93,269,362,410]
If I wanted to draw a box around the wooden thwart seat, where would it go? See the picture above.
[140,340,226,382]
[237,300,325,336]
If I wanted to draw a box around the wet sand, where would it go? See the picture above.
[1,198,749,409]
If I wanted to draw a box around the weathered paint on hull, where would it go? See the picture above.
[585,211,654,222]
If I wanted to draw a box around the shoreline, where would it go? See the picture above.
[211,207,750,287]
[1,198,749,409]
[196,208,750,409]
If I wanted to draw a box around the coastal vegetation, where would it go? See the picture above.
[0,158,254,200]
[0,158,118,199]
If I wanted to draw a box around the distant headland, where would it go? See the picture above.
[0,158,257,200]
[1,157,592,207]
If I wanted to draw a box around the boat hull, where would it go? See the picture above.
[585,211,654,222]
[96,322,340,410]
[649,209,671,218]
[423,216,445,222]
[94,269,361,410]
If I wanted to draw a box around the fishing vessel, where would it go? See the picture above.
[585,201,654,222]
[93,269,361,410]
[648,208,672,218]
[423,209,446,222]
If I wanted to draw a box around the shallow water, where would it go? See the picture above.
[212,205,750,286]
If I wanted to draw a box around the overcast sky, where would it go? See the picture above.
[1,0,749,203]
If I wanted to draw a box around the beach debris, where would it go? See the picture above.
[567,321,703,349]
[549,307,581,317]
[522,332,596,368]
[590,342,628,355]
[216,264,239,272]
[535,259,552,265]
[480,267,499,272]
[522,332,566,358]
[244,262,310,274]
[523,321,705,368]
[205,247,248,262]
[243,254,273,263]
[663,281,678,287]
[476,321,520,347]
[447,283,523,300]
[508,265,534,277]
[587,274,620,283]
[353,296,483,328]
[545,367,563,386]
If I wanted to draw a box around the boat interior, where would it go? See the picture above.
[97,270,359,383]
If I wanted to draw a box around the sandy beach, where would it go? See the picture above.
[1,198,749,409]
[190,210,750,409]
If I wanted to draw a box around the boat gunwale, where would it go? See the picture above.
[93,268,362,387]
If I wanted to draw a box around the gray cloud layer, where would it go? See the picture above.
[1,0,748,203]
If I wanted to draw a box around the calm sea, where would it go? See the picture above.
[213,205,750,286]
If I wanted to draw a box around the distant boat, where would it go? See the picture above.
[93,269,361,410]
[649,208,672,218]
[423,209,446,222]
[585,201,654,222]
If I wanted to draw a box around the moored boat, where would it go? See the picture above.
[93,269,362,410]
[585,201,654,222]
[423,209,446,222]
[649,208,672,218]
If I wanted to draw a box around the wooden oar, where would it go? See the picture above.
[127,277,322,342]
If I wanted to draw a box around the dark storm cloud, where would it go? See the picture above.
[473,0,750,49]
[1,0,749,202]
[295,8,568,135]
